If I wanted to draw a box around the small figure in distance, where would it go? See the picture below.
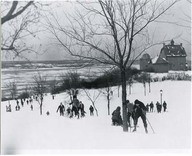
[89,105,94,116]
[163,101,167,112]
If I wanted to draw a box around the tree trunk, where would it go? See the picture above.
[107,94,110,115]
[40,104,42,115]
[40,98,43,115]
[144,83,146,96]
[149,82,151,93]
[129,85,131,95]
[121,68,128,132]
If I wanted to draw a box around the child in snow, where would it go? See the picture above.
[111,106,123,126]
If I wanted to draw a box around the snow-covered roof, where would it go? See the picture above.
[161,40,187,57]
[151,56,169,64]
[151,56,159,64]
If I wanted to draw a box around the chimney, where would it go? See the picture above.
[180,43,182,46]
[163,43,165,47]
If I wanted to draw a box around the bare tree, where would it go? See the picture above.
[5,81,17,99]
[47,0,178,131]
[1,1,44,59]
[59,71,81,101]
[33,73,47,115]
[83,89,101,116]
[138,72,149,96]
[100,86,114,115]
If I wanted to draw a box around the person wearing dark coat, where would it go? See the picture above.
[132,99,148,133]
[150,102,154,112]
[156,101,161,113]
[57,103,65,116]
[163,101,167,112]
[112,106,123,126]
[89,105,94,116]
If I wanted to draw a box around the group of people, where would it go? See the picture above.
[146,101,167,113]
[16,97,34,111]
[56,97,95,118]
[6,96,34,113]
[112,99,168,133]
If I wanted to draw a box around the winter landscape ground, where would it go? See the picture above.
[1,79,191,155]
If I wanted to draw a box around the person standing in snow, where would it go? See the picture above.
[163,101,167,112]
[89,105,94,116]
[126,100,134,127]
[57,102,65,116]
[150,101,154,112]
[111,106,123,126]
[132,99,148,133]
[156,101,161,113]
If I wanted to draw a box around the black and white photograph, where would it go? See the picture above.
[1,0,191,155]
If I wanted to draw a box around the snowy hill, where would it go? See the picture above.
[1,80,191,154]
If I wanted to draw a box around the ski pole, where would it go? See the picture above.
[129,116,132,132]
[146,117,155,134]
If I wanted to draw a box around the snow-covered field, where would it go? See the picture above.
[1,80,191,154]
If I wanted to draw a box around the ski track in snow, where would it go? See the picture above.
[1,80,191,154]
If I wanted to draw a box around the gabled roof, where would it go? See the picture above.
[151,56,169,64]
[161,41,187,57]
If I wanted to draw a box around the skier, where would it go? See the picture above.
[126,100,134,127]
[132,99,148,133]
[150,101,154,112]
[163,101,167,112]
[56,102,65,116]
[89,105,94,116]
[111,106,123,126]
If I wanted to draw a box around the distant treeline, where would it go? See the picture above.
[51,67,141,94]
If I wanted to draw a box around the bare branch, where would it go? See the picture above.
[1,1,34,25]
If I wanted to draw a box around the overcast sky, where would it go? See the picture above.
[1,0,191,61]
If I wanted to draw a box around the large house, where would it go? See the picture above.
[140,40,187,73]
